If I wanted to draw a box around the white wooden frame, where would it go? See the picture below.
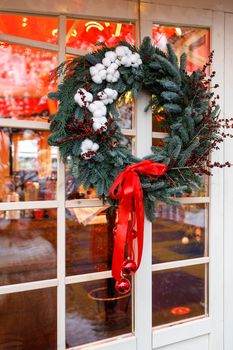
[0,2,224,350]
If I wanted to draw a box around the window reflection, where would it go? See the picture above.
[0,43,57,121]
[153,203,207,264]
[0,129,57,202]
[0,14,58,44]
[152,26,210,133]
[0,288,57,349]
[66,19,135,51]
[152,265,206,327]
[0,209,57,285]
[66,279,131,347]
[66,207,115,275]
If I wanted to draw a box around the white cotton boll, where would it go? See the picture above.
[113,70,120,79]
[91,143,99,152]
[74,94,82,106]
[99,69,107,79]
[92,117,107,131]
[115,46,127,57]
[107,66,115,75]
[98,91,108,100]
[93,109,105,118]
[130,54,138,64]
[121,56,131,67]
[81,139,93,152]
[106,74,113,82]
[115,58,121,66]
[105,51,117,62]
[95,63,105,71]
[102,57,111,67]
[111,62,119,70]
[112,90,118,99]
[132,58,142,68]
[90,66,98,76]
[104,88,118,100]
[74,89,93,107]
[92,75,102,84]
[112,77,118,83]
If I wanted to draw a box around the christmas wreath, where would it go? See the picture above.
[48,37,230,293]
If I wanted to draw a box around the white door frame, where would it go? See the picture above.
[0,2,225,350]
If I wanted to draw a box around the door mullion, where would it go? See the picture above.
[57,15,67,350]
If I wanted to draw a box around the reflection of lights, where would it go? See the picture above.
[182,236,189,245]
[105,22,110,27]
[0,42,9,49]
[115,23,122,37]
[85,21,104,32]
[23,17,28,22]
[22,23,27,28]
[171,306,191,315]
[52,28,58,37]
[176,27,182,36]
[71,29,77,37]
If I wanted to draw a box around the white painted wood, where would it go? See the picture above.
[0,279,58,295]
[0,200,58,211]
[152,257,209,272]
[69,335,136,350]
[57,15,67,350]
[134,91,153,350]
[153,318,210,348]
[154,334,208,350]
[141,3,212,26]
[208,10,225,350]
[0,118,50,130]
[0,0,138,20]
[223,12,233,350]
[65,199,105,208]
[0,33,59,51]
[65,271,112,284]
[66,47,88,57]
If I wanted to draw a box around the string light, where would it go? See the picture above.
[85,21,104,32]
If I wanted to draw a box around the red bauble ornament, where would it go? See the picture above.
[122,259,137,276]
[115,278,131,294]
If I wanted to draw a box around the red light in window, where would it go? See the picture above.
[170,306,191,315]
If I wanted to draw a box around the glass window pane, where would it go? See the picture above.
[0,14,58,43]
[152,203,207,264]
[0,43,57,121]
[66,207,115,275]
[152,264,207,327]
[152,26,210,133]
[0,128,57,202]
[0,209,57,285]
[66,279,132,347]
[66,19,135,51]
[0,287,57,349]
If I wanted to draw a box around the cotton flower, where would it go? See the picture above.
[115,46,132,58]
[88,100,107,118]
[130,53,142,67]
[80,138,99,159]
[74,88,93,107]
[98,88,118,105]
[92,117,108,131]
[90,63,107,84]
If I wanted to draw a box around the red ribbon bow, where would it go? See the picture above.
[109,159,167,282]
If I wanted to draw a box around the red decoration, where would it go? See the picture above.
[122,259,137,276]
[109,160,167,291]
[115,278,131,294]
[171,306,191,315]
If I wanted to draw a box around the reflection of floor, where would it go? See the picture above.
[152,266,205,327]
[152,219,204,264]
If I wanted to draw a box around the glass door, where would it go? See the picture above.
[0,3,225,350]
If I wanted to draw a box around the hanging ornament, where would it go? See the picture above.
[122,259,137,276]
[115,277,131,294]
